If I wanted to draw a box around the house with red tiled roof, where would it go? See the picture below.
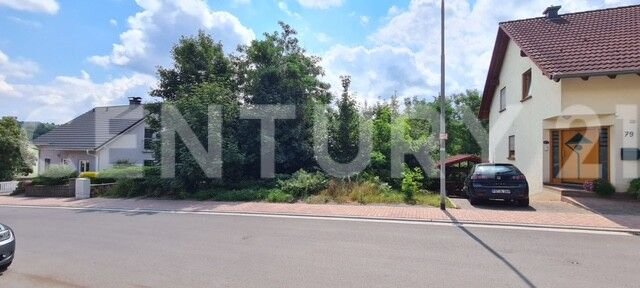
[479,5,640,193]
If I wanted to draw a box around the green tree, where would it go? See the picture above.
[235,22,332,175]
[0,117,35,180]
[151,30,234,101]
[32,122,57,139]
[449,89,486,156]
[147,31,243,192]
[368,103,393,182]
[329,75,360,164]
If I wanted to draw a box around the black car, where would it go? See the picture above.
[0,223,15,270]
[463,164,529,207]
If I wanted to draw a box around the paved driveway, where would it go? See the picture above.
[450,197,590,214]
[564,196,640,215]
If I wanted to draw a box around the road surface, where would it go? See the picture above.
[0,206,638,287]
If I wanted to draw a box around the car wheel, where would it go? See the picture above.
[0,261,12,271]
[469,197,480,205]
[517,199,530,207]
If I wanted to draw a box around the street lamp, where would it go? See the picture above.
[439,0,447,210]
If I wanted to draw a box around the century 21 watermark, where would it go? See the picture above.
[158,103,487,179]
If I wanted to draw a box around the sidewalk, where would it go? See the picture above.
[1,196,639,232]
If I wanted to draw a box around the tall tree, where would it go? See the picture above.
[449,89,486,156]
[147,31,243,192]
[235,22,332,174]
[329,75,360,164]
[151,30,234,101]
[0,117,34,180]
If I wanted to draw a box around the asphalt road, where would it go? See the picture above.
[0,206,638,288]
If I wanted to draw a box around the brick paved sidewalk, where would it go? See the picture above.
[1,196,638,231]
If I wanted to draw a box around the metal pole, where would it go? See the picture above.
[439,0,447,210]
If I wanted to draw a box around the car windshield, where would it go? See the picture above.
[474,165,519,176]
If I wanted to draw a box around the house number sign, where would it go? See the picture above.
[621,119,638,161]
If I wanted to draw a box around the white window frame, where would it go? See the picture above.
[508,135,516,160]
[79,160,91,173]
[499,87,506,112]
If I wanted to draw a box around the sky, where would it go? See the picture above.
[0,0,638,124]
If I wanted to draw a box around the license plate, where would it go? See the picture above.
[492,189,511,194]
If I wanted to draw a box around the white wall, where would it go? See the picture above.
[488,39,562,194]
[38,149,96,173]
[96,122,154,170]
[562,75,640,191]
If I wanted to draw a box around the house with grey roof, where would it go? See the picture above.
[33,97,155,174]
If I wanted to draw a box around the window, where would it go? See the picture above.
[79,160,91,172]
[522,69,532,101]
[499,87,506,112]
[44,158,51,170]
[144,128,154,150]
[508,135,516,160]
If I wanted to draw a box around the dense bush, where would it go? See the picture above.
[32,165,77,186]
[266,190,294,203]
[98,166,144,180]
[78,172,98,181]
[277,170,328,198]
[593,178,616,197]
[401,167,424,204]
[628,178,640,199]
[78,172,117,184]
[41,165,77,179]
[101,179,145,198]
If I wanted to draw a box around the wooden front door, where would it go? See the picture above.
[559,128,601,184]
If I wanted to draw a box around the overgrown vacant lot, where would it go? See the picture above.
[91,168,454,208]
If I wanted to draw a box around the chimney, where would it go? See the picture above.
[128,97,142,105]
[543,5,562,20]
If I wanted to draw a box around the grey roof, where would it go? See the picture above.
[33,104,145,150]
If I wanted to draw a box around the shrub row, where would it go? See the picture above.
[628,178,640,199]
[32,165,78,186]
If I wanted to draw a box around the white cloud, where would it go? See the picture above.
[0,49,156,122]
[6,16,43,28]
[109,19,118,26]
[0,0,59,14]
[297,0,343,9]
[278,1,301,18]
[387,5,401,16]
[359,15,370,26]
[2,71,157,123]
[88,0,255,73]
[323,44,439,106]
[322,0,633,104]
[0,75,17,97]
[315,32,332,43]
[0,49,39,79]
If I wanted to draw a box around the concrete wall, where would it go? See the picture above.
[488,39,562,194]
[561,75,640,191]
